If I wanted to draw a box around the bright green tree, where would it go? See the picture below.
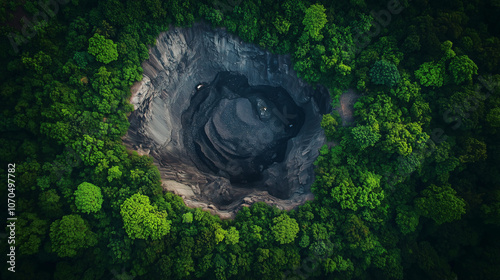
[271,214,299,244]
[415,184,466,225]
[49,214,97,257]
[120,193,172,240]
[414,61,446,87]
[88,33,118,64]
[107,166,122,182]
[214,227,227,244]
[321,114,338,140]
[21,51,52,74]
[224,226,240,245]
[331,170,384,211]
[182,212,193,223]
[303,4,327,41]
[74,182,103,214]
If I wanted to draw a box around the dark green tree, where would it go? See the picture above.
[448,55,478,85]
[369,60,401,87]
[415,184,466,225]
[49,214,98,257]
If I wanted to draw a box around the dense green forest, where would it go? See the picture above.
[1,0,499,279]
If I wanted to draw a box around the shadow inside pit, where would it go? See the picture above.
[182,71,305,190]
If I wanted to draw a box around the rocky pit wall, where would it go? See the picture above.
[123,22,332,219]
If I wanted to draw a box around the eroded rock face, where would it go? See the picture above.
[123,22,331,218]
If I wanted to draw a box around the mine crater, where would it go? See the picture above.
[183,71,305,186]
[124,22,332,218]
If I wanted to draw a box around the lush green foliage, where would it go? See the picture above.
[74,182,104,214]
[88,33,118,64]
[302,4,327,41]
[416,184,466,225]
[415,61,446,87]
[369,60,401,87]
[120,193,172,240]
[449,55,478,85]
[271,213,299,244]
[49,214,98,257]
[1,0,499,279]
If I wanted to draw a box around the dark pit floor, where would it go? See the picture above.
[182,71,305,185]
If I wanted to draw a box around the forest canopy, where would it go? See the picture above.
[1,0,499,279]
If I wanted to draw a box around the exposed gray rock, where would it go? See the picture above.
[123,22,331,218]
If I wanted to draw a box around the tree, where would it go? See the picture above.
[39,189,64,218]
[351,125,381,149]
[321,114,338,141]
[199,4,223,26]
[481,190,500,225]
[448,55,478,84]
[342,214,374,251]
[395,206,420,235]
[458,138,487,163]
[120,193,172,240]
[299,234,310,248]
[415,184,466,225]
[21,51,52,74]
[486,107,500,127]
[49,214,97,257]
[271,213,299,244]
[379,122,427,157]
[331,170,384,211]
[182,212,193,223]
[273,15,291,35]
[414,61,446,87]
[370,60,401,87]
[303,4,327,41]
[73,51,92,68]
[88,33,118,64]
[214,227,226,244]
[17,213,48,256]
[107,166,122,182]
[402,34,421,53]
[224,226,240,245]
[74,182,103,214]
